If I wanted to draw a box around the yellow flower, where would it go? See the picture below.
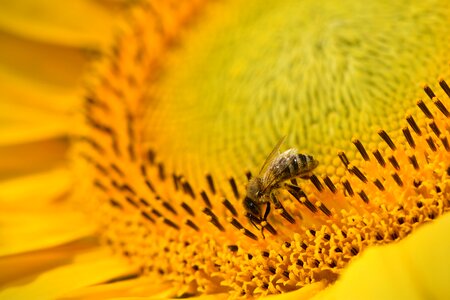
[1,0,450,299]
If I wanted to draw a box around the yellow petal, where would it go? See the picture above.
[0,0,120,48]
[312,213,450,300]
[0,237,97,289]
[0,167,72,208]
[0,248,138,300]
[60,277,174,300]
[0,139,68,180]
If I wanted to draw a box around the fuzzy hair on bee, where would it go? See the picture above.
[243,137,318,237]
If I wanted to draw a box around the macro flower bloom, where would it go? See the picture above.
[1,0,450,299]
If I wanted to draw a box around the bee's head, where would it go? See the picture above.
[246,177,264,201]
[243,196,261,219]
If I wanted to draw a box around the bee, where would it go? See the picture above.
[243,136,318,237]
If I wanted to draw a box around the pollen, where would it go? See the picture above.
[73,0,450,298]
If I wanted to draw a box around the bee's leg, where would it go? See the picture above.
[246,213,265,239]
[262,202,271,222]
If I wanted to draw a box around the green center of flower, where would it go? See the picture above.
[144,0,450,181]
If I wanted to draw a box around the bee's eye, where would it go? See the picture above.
[244,197,260,216]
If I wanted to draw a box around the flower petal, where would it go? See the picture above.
[60,277,175,300]
[0,207,95,256]
[0,248,138,300]
[312,214,450,299]
[0,237,97,289]
[0,0,120,48]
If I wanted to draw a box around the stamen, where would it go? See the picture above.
[228,245,239,252]
[317,202,332,216]
[200,191,212,208]
[95,163,108,175]
[433,98,450,117]
[87,117,121,156]
[402,127,415,148]
[417,99,433,119]
[440,136,450,151]
[423,85,436,99]
[162,201,177,215]
[203,208,225,231]
[122,184,136,195]
[373,179,385,191]
[181,202,195,216]
[342,180,354,196]
[94,180,107,191]
[158,163,166,180]
[408,155,419,170]
[205,174,216,194]
[350,247,359,256]
[406,115,422,135]
[126,113,136,162]
[151,208,162,218]
[147,149,156,165]
[350,165,368,183]
[264,222,278,235]
[140,164,147,177]
[372,150,386,167]
[110,163,125,177]
[141,211,155,223]
[429,121,441,137]
[352,139,370,161]
[125,196,139,208]
[229,177,240,199]
[163,218,180,230]
[145,180,156,193]
[310,174,324,191]
[357,190,369,203]
[185,219,199,231]
[279,208,296,224]
[286,185,317,213]
[172,174,181,191]
[323,176,337,193]
[139,198,150,206]
[439,79,450,98]
[391,173,403,187]
[261,251,270,257]
[299,197,318,213]
[378,130,396,150]
[388,156,400,170]
[182,181,196,199]
[222,198,238,217]
[242,229,258,241]
[109,198,123,209]
[85,95,109,112]
[338,152,350,168]
[426,137,437,152]
[230,218,244,230]
[245,171,252,180]
[77,135,105,154]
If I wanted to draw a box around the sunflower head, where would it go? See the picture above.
[72,0,450,298]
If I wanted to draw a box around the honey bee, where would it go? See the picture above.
[243,136,318,236]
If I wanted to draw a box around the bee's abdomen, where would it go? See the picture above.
[285,153,318,179]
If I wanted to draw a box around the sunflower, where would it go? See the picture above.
[1,0,450,299]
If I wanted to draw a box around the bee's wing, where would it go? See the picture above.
[258,135,286,175]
